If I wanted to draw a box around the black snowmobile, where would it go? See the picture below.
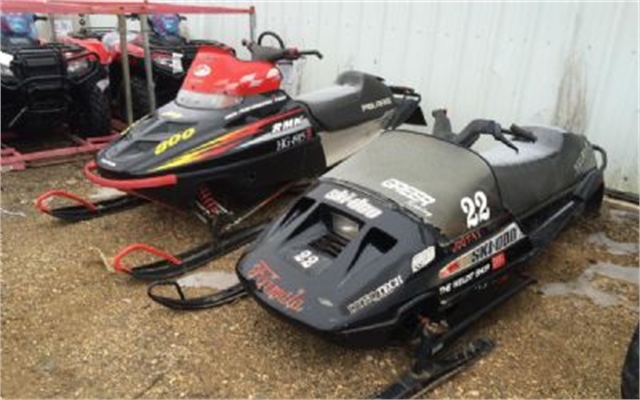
[36,33,425,281]
[149,110,606,397]
[1,12,111,136]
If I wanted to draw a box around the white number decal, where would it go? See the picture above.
[293,249,319,269]
[461,191,490,228]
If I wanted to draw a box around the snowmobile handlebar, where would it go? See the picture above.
[242,39,322,62]
[456,120,536,152]
[507,124,537,142]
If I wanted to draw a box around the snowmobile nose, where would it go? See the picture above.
[84,160,178,190]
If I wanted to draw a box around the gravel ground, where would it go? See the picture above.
[1,160,638,399]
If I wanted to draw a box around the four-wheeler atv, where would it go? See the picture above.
[36,33,426,281]
[91,13,235,120]
[149,111,606,397]
[1,12,111,136]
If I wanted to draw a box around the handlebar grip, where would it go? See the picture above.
[299,50,323,59]
[509,124,537,142]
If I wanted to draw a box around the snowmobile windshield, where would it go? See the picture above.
[175,89,242,110]
[324,131,501,238]
[149,14,181,37]
[1,13,38,40]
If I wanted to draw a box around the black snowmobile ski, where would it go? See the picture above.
[148,281,246,310]
[375,338,494,399]
[36,190,145,222]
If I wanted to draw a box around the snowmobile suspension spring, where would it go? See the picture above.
[197,185,221,215]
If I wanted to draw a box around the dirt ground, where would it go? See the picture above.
[1,160,638,399]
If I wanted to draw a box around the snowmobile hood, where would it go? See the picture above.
[237,181,437,336]
[96,91,291,176]
[324,130,504,239]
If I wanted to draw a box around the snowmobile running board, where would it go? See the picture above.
[35,190,145,222]
[117,223,266,281]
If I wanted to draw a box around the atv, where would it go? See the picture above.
[149,110,606,397]
[84,13,235,120]
[1,12,111,136]
[36,32,425,281]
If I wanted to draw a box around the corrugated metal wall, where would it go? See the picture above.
[90,2,639,193]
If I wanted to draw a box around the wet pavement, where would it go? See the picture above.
[1,160,638,398]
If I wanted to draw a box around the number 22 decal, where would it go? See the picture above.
[460,191,490,228]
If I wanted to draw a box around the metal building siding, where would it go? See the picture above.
[90,2,638,192]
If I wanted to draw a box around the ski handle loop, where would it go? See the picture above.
[84,160,178,190]
[35,190,99,214]
[113,243,182,273]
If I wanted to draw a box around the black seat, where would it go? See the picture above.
[296,71,394,131]
[480,127,591,216]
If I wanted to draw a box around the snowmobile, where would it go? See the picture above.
[1,12,111,136]
[90,13,235,119]
[622,325,639,399]
[36,32,425,281]
[149,110,606,398]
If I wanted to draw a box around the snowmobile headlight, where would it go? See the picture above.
[67,58,89,74]
[331,213,360,241]
[176,89,242,110]
[0,64,14,77]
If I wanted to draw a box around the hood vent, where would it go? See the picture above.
[310,232,349,257]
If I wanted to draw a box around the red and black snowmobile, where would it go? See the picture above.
[36,32,426,280]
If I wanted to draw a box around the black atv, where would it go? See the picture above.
[1,13,111,136]
[86,13,235,120]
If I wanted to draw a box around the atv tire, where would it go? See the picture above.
[121,76,152,121]
[76,82,112,137]
[622,325,639,399]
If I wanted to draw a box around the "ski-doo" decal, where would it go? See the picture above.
[439,222,524,280]
[324,188,382,219]
[247,260,306,312]
[347,275,403,315]
[381,178,435,217]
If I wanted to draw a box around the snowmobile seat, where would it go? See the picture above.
[296,71,394,132]
[480,127,580,216]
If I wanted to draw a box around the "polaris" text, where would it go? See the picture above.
[361,97,393,112]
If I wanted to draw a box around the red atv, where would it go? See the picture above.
[77,13,234,120]
[1,13,112,136]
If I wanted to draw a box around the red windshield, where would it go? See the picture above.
[181,47,282,97]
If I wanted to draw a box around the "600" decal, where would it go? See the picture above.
[154,127,196,155]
